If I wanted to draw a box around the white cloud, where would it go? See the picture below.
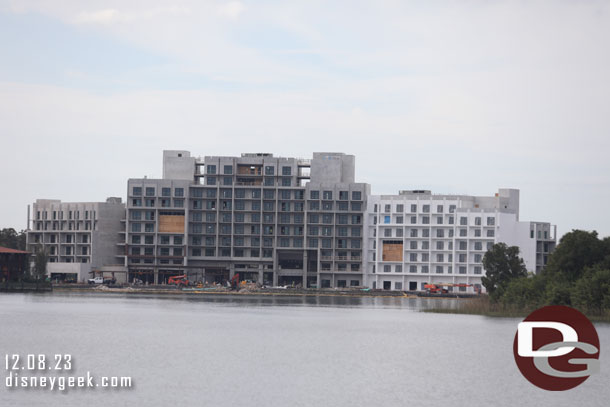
[74,8,123,24]
[216,1,245,19]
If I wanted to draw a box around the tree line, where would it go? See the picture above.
[482,230,610,316]
[0,228,27,250]
[0,227,48,281]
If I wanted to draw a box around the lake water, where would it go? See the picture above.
[0,292,609,407]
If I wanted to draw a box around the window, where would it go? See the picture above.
[352,191,362,200]
[282,166,291,176]
[223,165,233,175]
[265,166,274,175]
[460,217,467,225]
[207,165,216,174]
[395,265,402,273]
[175,188,184,197]
[132,187,142,196]
[436,266,443,274]
[323,191,332,200]
[422,205,430,213]
[145,187,155,196]
[384,265,391,273]
[223,177,232,186]
[282,178,291,186]
[487,217,495,226]
[437,205,443,213]
[475,217,482,226]
[339,191,348,200]
[265,177,274,186]
[384,204,391,213]
[310,190,319,199]
[410,204,417,212]
[384,216,390,224]
[396,204,404,212]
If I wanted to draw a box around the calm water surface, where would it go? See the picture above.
[0,292,609,407]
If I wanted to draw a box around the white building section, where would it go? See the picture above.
[365,189,556,293]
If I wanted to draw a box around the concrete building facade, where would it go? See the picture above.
[26,198,126,282]
[25,151,557,291]
[124,151,370,287]
[364,189,556,293]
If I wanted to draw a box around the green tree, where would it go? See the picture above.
[501,274,545,310]
[0,228,26,250]
[544,230,607,282]
[571,267,610,315]
[32,246,48,281]
[481,243,528,301]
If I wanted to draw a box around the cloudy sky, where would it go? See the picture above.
[1,0,609,238]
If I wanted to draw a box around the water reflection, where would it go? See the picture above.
[23,291,461,310]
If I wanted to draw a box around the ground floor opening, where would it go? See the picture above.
[50,272,78,283]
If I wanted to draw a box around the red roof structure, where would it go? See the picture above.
[0,246,29,254]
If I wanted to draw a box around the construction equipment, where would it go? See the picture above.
[424,283,472,294]
[168,275,189,287]
[230,273,240,290]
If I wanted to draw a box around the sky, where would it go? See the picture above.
[0,0,609,239]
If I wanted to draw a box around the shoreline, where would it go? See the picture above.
[422,298,610,323]
[51,285,417,299]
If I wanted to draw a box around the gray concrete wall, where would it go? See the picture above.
[163,150,196,180]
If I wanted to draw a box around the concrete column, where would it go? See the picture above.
[229,264,235,279]
[257,264,263,285]
[302,251,308,288]
[316,249,321,288]
[153,268,158,285]
[272,249,279,286]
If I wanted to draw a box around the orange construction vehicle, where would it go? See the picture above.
[168,275,189,286]
[424,283,472,294]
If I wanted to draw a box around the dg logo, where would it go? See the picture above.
[513,305,600,390]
